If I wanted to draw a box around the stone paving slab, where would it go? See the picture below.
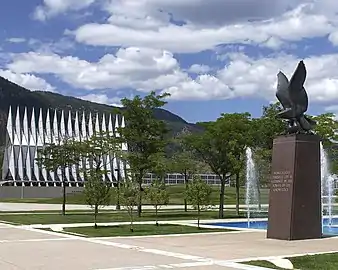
[0,235,189,270]
[1,223,338,270]
[105,231,338,261]
[0,226,61,241]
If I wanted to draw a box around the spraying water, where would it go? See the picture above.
[245,147,259,227]
[320,142,334,228]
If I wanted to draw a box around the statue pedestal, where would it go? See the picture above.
[267,134,322,240]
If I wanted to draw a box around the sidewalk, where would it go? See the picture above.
[0,203,269,212]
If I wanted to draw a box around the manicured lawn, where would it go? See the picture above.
[0,185,270,205]
[245,253,338,269]
[0,209,248,225]
[64,224,233,237]
[245,260,283,269]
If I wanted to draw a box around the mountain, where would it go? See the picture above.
[0,77,202,149]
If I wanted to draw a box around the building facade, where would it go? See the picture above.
[1,106,128,187]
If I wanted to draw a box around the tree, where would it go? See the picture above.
[37,137,81,215]
[120,178,139,232]
[171,129,200,212]
[146,179,169,226]
[117,91,170,217]
[313,113,338,146]
[77,133,121,223]
[84,172,111,228]
[183,113,253,218]
[186,176,212,228]
[313,113,338,174]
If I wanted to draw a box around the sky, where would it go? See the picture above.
[1,0,338,123]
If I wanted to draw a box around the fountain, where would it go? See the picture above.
[245,147,260,227]
[320,142,335,228]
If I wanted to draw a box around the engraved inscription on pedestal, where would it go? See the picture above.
[271,171,293,193]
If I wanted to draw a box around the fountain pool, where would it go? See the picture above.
[205,217,338,236]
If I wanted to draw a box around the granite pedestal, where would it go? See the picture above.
[267,134,322,240]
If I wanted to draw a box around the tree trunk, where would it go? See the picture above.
[197,204,200,229]
[62,168,66,216]
[137,180,142,217]
[235,172,240,216]
[219,179,225,219]
[94,205,98,228]
[184,171,188,212]
[130,208,134,232]
[256,179,262,211]
[155,206,158,226]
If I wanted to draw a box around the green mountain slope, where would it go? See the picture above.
[0,77,202,148]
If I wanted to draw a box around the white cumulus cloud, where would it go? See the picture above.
[33,0,95,21]
[0,69,55,92]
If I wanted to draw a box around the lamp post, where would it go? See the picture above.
[115,168,120,210]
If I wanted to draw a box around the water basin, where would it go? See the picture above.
[205,217,338,236]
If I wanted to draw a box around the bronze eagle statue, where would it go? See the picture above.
[276,60,316,134]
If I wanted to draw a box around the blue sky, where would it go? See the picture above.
[1,0,338,123]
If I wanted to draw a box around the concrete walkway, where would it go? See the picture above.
[2,220,338,270]
[0,203,269,212]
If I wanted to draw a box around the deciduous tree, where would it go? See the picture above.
[37,137,81,215]
[84,172,111,228]
[183,113,253,218]
[186,176,212,228]
[146,179,169,226]
[117,91,170,217]
[120,178,139,232]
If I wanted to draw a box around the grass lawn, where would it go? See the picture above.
[64,224,233,237]
[0,209,249,225]
[245,253,338,269]
[0,185,270,205]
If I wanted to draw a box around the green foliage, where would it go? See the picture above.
[182,112,253,218]
[120,178,140,232]
[186,176,212,228]
[37,137,82,172]
[84,172,111,228]
[145,179,169,225]
[117,91,171,216]
[77,132,121,172]
[313,113,338,146]
[312,113,338,174]
[37,137,82,215]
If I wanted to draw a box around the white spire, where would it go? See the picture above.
[88,112,93,137]
[95,113,100,134]
[113,154,118,181]
[37,108,44,146]
[114,115,120,137]
[101,113,107,133]
[33,151,40,183]
[108,114,113,136]
[74,111,80,140]
[8,146,15,179]
[22,107,29,146]
[17,148,24,180]
[45,109,51,144]
[67,110,73,137]
[106,154,112,182]
[14,106,21,145]
[121,116,125,128]
[26,149,32,181]
[52,110,58,144]
[60,110,66,139]
[30,108,36,145]
[6,106,13,143]
[81,111,86,140]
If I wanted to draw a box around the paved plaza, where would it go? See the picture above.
[1,221,338,270]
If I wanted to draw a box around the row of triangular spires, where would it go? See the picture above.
[2,106,129,186]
